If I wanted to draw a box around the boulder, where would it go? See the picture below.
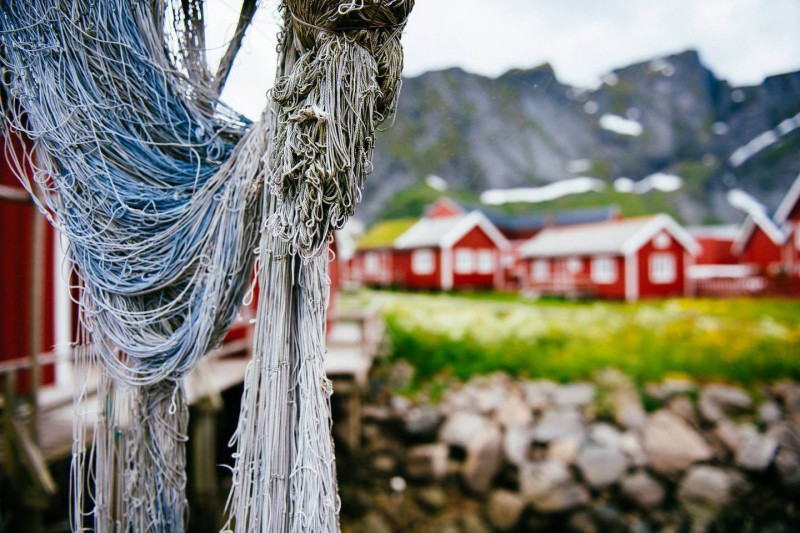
[666,395,699,426]
[757,401,783,425]
[677,466,744,530]
[619,431,648,467]
[485,490,526,531]
[775,448,800,488]
[553,383,596,408]
[620,470,665,509]
[735,432,778,471]
[773,380,800,425]
[495,394,534,428]
[461,512,491,533]
[415,486,448,513]
[645,378,696,401]
[462,423,503,493]
[597,369,647,429]
[532,407,585,443]
[520,460,589,513]
[642,411,712,475]
[546,435,582,465]
[520,380,556,411]
[406,443,449,481]
[403,405,443,438]
[503,426,533,466]
[698,384,753,423]
[589,422,622,448]
[576,444,627,488]
[439,412,491,448]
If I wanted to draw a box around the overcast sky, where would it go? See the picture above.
[207,0,800,120]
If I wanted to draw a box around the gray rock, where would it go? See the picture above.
[597,369,647,429]
[677,466,744,530]
[619,431,649,467]
[643,410,713,475]
[439,412,490,448]
[698,384,753,423]
[462,423,503,493]
[546,435,582,465]
[461,512,491,533]
[503,426,533,466]
[494,394,534,428]
[406,443,449,481]
[713,419,744,454]
[645,378,696,401]
[567,511,598,533]
[621,470,665,509]
[553,383,596,408]
[473,386,507,415]
[416,486,448,513]
[773,380,800,425]
[521,380,555,411]
[403,405,443,437]
[757,401,783,425]
[735,432,778,471]
[666,395,699,426]
[589,422,622,448]
[485,490,526,531]
[360,512,392,533]
[775,448,800,488]
[576,444,628,488]
[532,407,585,443]
[520,460,589,513]
[612,387,648,429]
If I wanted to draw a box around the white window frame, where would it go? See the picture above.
[476,250,494,274]
[591,257,617,284]
[412,249,435,275]
[365,252,380,275]
[566,257,582,274]
[454,249,474,274]
[649,253,676,284]
[532,259,550,282]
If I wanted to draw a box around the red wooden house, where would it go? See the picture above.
[688,225,758,297]
[731,213,787,277]
[1,132,72,390]
[518,214,700,301]
[348,218,416,288]
[773,173,800,285]
[393,208,510,291]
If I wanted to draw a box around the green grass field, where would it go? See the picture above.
[343,290,800,389]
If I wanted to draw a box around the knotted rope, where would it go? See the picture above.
[0,0,412,531]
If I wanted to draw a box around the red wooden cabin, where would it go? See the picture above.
[519,214,699,301]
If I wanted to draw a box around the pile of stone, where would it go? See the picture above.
[341,369,800,532]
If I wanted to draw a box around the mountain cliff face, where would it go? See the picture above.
[362,50,800,224]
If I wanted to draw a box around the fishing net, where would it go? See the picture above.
[0,0,412,531]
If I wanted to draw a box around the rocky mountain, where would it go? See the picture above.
[361,50,800,224]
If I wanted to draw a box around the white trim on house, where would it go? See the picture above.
[625,252,639,302]
[441,247,454,290]
[731,214,787,255]
[440,211,511,250]
[620,215,700,256]
[774,172,800,225]
[649,252,677,284]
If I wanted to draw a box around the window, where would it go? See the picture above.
[455,249,474,274]
[365,252,379,275]
[591,257,617,284]
[532,259,550,282]
[477,250,494,274]
[649,253,676,284]
[412,249,434,275]
[566,257,582,274]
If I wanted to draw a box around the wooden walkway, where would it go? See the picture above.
[1,307,383,478]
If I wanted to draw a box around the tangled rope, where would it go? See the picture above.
[0,0,413,531]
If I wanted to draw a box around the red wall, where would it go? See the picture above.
[526,255,626,299]
[352,249,393,286]
[636,235,687,299]
[740,226,783,274]
[451,225,498,290]
[1,133,56,387]
[695,237,737,265]
[393,248,442,290]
